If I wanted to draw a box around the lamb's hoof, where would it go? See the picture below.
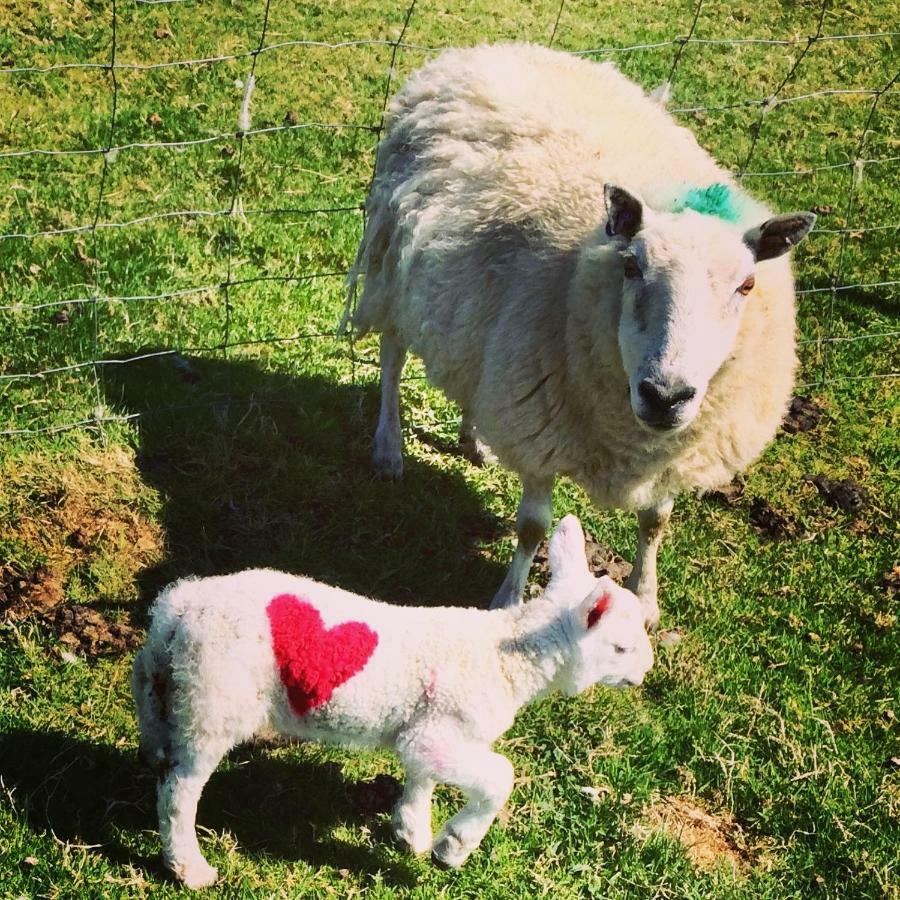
[394,824,432,856]
[172,860,218,890]
[372,449,403,481]
[431,830,472,869]
[392,811,432,855]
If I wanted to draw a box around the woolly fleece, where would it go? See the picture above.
[267,594,378,716]
[348,43,800,511]
[132,516,653,885]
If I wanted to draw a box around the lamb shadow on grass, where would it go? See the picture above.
[0,727,419,886]
[102,351,507,617]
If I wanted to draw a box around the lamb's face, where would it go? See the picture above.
[561,578,654,696]
[617,212,756,434]
[603,184,815,436]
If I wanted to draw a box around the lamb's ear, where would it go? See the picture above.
[548,514,590,582]
[743,212,816,262]
[578,579,615,630]
[604,184,643,240]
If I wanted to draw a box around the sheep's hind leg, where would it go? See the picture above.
[490,476,553,609]
[626,498,673,629]
[431,745,514,869]
[157,740,231,889]
[373,331,408,480]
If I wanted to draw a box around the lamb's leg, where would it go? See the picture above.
[431,745,514,868]
[626,497,674,629]
[490,476,554,609]
[392,766,436,855]
[373,330,408,480]
[157,743,231,889]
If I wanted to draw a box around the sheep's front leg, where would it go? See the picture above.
[431,745,515,868]
[392,769,436,855]
[490,476,554,609]
[626,497,673,629]
[373,331,408,480]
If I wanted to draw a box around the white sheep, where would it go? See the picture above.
[132,515,652,888]
[343,43,816,624]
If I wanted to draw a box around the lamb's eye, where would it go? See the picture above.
[614,644,627,655]
[623,256,642,279]
[737,275,755,296]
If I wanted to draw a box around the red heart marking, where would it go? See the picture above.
[267,593,378,716]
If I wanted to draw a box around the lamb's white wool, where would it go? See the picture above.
[133,515,652,888]
[344,43,816,622]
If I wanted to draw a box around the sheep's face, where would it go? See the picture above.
[604,185,815,435]
[561,578,654,695]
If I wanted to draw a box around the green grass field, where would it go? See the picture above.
[0,1,897,897]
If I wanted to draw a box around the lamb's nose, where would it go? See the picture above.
[638,378,696,412]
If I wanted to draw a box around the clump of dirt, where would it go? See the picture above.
[348,774,402,816]
[51,604,142,657]
[883,566,900,598]
[782,396,825,435]
[806,474,869,514]
[748,498,798,540]
[703,475,745,506]
[2,440,164,656]
[0,564,65,621]
[531,530,633,586]
[637,796,752,875]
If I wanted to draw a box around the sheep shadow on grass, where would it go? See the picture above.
[101,351,508,618]
[0,728,421,886]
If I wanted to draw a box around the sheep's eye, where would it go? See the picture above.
[737,275,755,296]
[623,256,642,279]
[613,644,627,655]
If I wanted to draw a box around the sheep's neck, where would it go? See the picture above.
[499,599,573,708]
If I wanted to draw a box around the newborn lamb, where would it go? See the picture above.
[132,515,653,888]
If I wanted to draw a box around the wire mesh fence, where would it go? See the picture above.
[0,0,896,439]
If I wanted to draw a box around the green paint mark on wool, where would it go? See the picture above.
[671,183,748,223]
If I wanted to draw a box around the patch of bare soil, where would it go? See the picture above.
[748,498,798,540]
[531,530,633,586]
[348,773,402,816]
[703,475,745,506]
[883,566,900,598]
[0,564,65,621]
[51,604,142,657]
[2,442,164,656]
[638,796,753,875]
[782,396,825,435]
[806,474,869,514]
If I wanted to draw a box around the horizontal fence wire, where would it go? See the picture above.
[0,2,897,437]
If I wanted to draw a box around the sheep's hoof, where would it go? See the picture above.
[173,860,218,890]
[641,598,660,632]
[372,449,404,481]
[431,830,472,869]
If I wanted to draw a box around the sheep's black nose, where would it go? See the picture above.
[638,379,696,414]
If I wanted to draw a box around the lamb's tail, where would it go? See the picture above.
[131,636,174,772]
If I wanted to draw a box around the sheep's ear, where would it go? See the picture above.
[743,212,816,262]
[604,184,643,240]
[578,580,615,630]
[548,515,590,582]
